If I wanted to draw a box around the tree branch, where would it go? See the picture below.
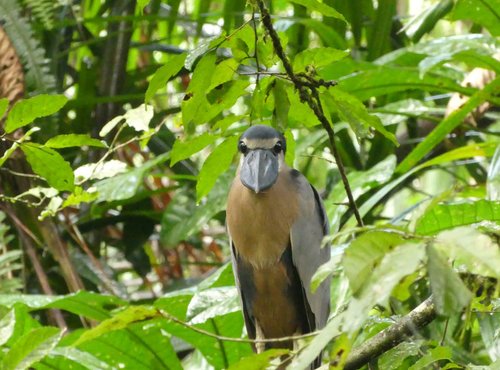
[344,297,437,370]
[255,0,364,227]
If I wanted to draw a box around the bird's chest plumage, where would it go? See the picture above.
[227,171,299,268]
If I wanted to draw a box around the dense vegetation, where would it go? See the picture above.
[0,0,499,369]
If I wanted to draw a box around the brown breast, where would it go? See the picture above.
[227,169,299,268]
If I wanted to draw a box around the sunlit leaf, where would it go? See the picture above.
[5,95,67,133]
[145,53,186,102]
[427,244,472,315]
[343,231,404,295]
[415,200,500,235]
[450,0,500,36]
[1,327,61,370]
[435,227,500,279]
[45,134,106,149]
[408,346,452,370]
[196,136,238,201]
[323,89,397,144]
[0,309,16,346]
[20,143,74,192]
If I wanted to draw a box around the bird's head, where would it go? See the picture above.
[237,125,286,194]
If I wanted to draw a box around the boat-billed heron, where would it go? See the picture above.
[227,125,330,368]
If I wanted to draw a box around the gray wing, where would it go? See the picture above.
[290,175,331,330]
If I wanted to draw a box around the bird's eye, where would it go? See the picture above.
[238,141,248,154]
[273,141,282,154]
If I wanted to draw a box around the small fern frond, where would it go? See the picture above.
[21,0,57,30]
[0,0,56,93]
[0,211,23,293]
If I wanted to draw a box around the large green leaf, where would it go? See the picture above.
[5,95,67,133]
[161,172,230,247]
[76,320,182,370]
[2,327,62,370]
[0,291,125,321]
[415,200,500,235]
[427,244,472,315]
[435,227,500,279]
[145,53,186,102]
[0,309,16,346]
[343,231,405,295]
[323,89,397,144]
[196,136,238,201]
[450,0,500,36]
[487,145,500,200]
[170,133,217,166]
[408,346,452,370]
[20,143,74,192]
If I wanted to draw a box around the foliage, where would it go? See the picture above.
[0,0,499,369]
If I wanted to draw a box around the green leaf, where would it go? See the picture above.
[170,133,217,166]
[196,136,238,201]
[397,76,500,173]
[75,306,158,345]
[487,145,500,200]
[427,244,472,315]
[408,346,452,370]
[227,349,289,370]
[402,0,453,42]
[45,134,106,149]
[99,104,154,136]
[284,129,296,167]
[0,309,16,346]
[415,200,500,235]
[20,143,74,192]
[287,87,321,128]
[77,320,182,370]
[293,47,348,72]
[288,0,346,22]
[326,154,396,231]
[2,327,61,370]
[435,227,500,279]
[344,242,425,332]
[0,291,125,320]
[325,67,477,101]
[0,98,8,119]
[145,53,186,102]
[450,0,500,36]
[343,231,405,295]
[5,95,67,133]
[187,287,240,324]
[323,89,397,144]
[161,172,230,247]
[95,152,169,202]
[137,0,150,14]
[40,347,112,370]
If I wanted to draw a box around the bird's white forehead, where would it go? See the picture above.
[241,138,280,149]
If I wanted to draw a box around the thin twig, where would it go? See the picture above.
[255,0,364,227]
[157,309,317,344]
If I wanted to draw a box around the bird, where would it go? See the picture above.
[226,125,331,368]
